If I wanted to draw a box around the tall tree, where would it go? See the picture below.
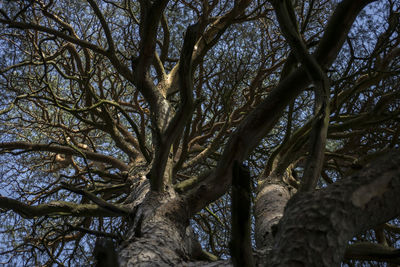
[0,0,399,266]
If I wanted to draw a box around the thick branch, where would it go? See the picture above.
[0,196,124,218]
[150,23,199,191]
[344,242,400,264]
[314,0,377,67]
[270,0,330,192]
[132,0,170,117]
[270,150,400,266]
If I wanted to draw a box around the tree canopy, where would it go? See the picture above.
[0,0,400,266]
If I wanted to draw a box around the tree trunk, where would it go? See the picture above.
[118,175,222,266]
[118,184,191,266]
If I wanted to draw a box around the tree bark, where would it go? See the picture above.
[269,150,400,266]
[119,191,190,266]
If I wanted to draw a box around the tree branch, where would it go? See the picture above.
[132,0,170,117]
[270,0,330,192]
[0,19,108,56]
[61,183,130,216]
[0,142,128,171]
[344,242,400,264]
[163,0,252,96]
[87,0,115,52]
[0,196,125,218]
[67,223,120,239]
[270,150,400,266]
[149,23,199,191]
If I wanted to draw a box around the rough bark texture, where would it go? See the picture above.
[118,189,192,266]
[119,187,235,266]
[270,150,400,266]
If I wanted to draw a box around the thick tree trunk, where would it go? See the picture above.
[119,185,193,266]
[118,176,223,266]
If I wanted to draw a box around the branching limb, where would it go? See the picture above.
[0,18,108,55]
[0,142,129,171]
[60,183,130,216]
[131,0,170,114]
[162,0,252,96]
[271,0,330,192]
[149,23,199,191]
[0,196,124,218]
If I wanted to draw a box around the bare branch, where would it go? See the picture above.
[87,0,115,52]
[0,142,129,171]
[0,18,108,55]
[0,196,125,218]
[344,242,400,264]
[61,182,130,215]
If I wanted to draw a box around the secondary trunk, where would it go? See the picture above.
[254,173,294,250]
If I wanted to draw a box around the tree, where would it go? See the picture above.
[0,0,399,266]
